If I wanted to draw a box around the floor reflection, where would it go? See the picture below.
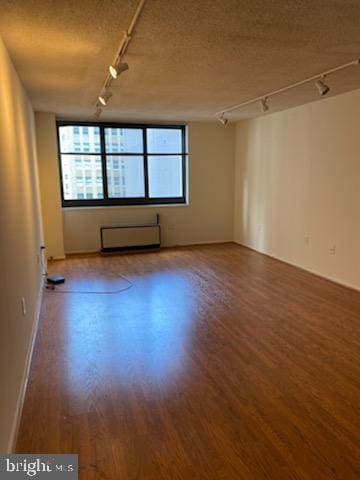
[62,270,197,406]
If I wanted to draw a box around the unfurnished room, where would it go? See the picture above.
[0,1,359,479]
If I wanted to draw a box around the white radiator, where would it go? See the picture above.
[100,215,161,252]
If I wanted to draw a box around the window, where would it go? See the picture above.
[57,122,187,207]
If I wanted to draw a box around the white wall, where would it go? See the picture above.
[36,112,65,259]
[0,36,43,451]
[56,122,234,253]
[234,89,360,290]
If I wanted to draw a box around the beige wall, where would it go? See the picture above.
[36,112,65,259]
[234,89,360,290]
[39,122,235,253]
[0,36,43,451]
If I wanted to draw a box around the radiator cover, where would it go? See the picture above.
[100,221,161,253]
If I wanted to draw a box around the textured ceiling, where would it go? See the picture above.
[1,0,360,122]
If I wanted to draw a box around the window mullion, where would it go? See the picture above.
[143,127,149,199]
[182,126,187,201]
[100,126,109,200]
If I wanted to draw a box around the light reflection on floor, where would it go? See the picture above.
[60,270,197,409]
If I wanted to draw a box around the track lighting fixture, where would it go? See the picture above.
[315,77,330,96]
[215,58,359,119]
[109,61,129,79]
[218,113,228,125]
[260,98,269,113]
[94,0,146,117]
[98,91,112,106]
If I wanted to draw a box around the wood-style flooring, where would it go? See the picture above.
[16,244,360,479]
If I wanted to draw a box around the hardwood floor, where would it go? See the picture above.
[16,244,360,479]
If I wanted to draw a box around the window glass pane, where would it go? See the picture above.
[148,155,183,198]
[60,155,103,200]
[105,128,143,153]
[106,156,145,198]
[147,128,182,153]
[59,126,100,153]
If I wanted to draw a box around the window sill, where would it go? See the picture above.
[62,202,190,211]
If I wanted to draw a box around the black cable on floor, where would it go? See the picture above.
[45,275,133,294]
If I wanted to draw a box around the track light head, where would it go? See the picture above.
[260,97,269,113]
[218,113,228,125]
[98,91,112,106]
[109,61,129,79]
[315,77,330,96]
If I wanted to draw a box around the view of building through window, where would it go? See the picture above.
[58,124,185,205]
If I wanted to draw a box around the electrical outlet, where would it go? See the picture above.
[330,245,336,255]
[21,297,27,316]
[305,236,310,245]
[168,224,175,231]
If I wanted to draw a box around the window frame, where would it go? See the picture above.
[57,121,187,207]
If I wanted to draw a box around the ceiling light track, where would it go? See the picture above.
[94,0,147,118]
[216,58,360,122]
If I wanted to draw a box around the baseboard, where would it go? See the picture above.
[236,241,360,294]
[7,276,44,453]
[64,240,234,256]
[160,241,234,250]
[65,249,100,255]
[168,240,234,248]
